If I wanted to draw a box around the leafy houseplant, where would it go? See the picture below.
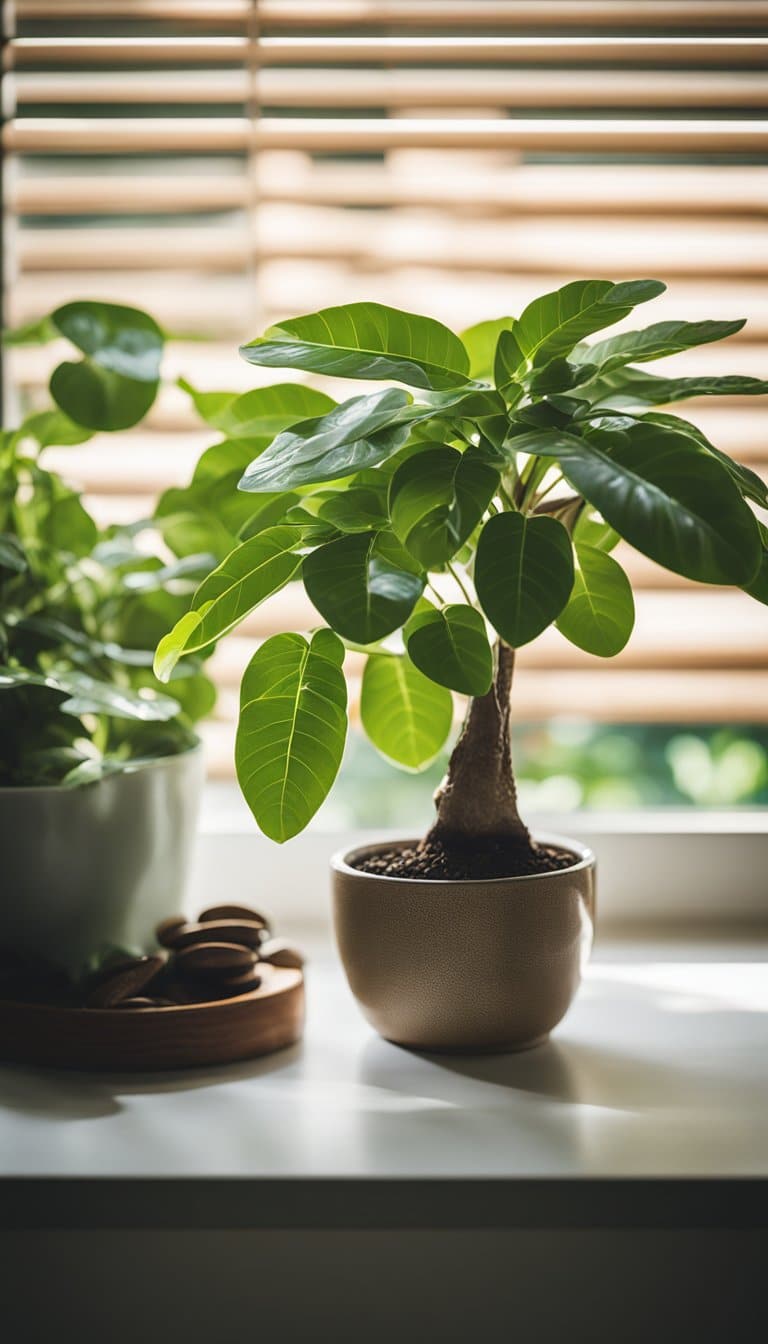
[155,281,767,864]
[148,279,767,1049]
[1,304,215,970]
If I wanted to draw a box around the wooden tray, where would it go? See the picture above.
[0,964,304,1071]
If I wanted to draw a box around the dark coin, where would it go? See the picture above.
[258,938,305,970]
[175,942,256,976]
[85,954,165,1008]
[172,919,263,951]
[213,966,262,998]
[199,904,268,929]
[155,915,189,948]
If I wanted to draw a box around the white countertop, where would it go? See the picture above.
[1,936,766,1188]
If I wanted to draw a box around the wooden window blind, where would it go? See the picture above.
[4,0,768,777]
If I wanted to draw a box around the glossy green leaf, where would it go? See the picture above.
[319,485,389,533]
[0,666,179,722]
[49,301,163,431]
[555,543,635,656]
[405,603,493,695]
[514,278,665,369]
[235,628,347,842]
[581,366,768,410]
[574,318,745,378]
[572,507,620,554]
[241,302,472,391]
[360,652,453,770]
[389,445,498,568]
[239,388,412,492]
[544,421,762,586]
[154,525,302,678]
[460,316,514,380]
[633,412,768,509]
[475,512,575,647]
[303,531,424,644]
[179,378,334,437]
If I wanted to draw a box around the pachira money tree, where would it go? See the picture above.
[151,279,768,875]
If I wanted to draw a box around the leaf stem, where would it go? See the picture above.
[447,561,474,606]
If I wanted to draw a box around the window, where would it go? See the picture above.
[4,0,768,819]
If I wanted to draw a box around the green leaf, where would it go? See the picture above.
[744,523,768,606]
[572,507,620,554]
[405,603,493,696]
[239,389,412,492]
[50,361,158,433]
[179,377,334,437]
[0,667,180,722]
[389,445,499,568]
[0,534,27,573]
[302,531,424,644]
[13,409,93,450]
[49,301,164,432]
[460,316,514,380]
[632,411,768,509]
[319,485,389,533]
[241,302,472,391]
[541,421,761,586]
[475,512,575,647]
[527,357,598,396]
[3,314,58,346]
[556,543,635,657]
[493,328,527,399]
[514,279,665,369]
[574,318,745,378]
[581,366,768,410]
[360,652,453,771]
[153,525,303,678]
[235,629,347,842]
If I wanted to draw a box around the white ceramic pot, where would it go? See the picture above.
[0,746,204,974]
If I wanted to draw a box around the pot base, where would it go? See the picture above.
[384,1031,550,1056]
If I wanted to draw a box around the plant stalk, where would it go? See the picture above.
[423,640,534,852]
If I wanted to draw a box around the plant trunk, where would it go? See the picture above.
[422,641,534,855]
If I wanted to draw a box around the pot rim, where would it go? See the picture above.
[331,831,595,886]
[0,738,202,796]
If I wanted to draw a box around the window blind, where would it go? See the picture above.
[4,0,768,777]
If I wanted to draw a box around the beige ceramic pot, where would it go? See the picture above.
[332,833,595,1053]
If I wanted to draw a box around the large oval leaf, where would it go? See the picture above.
[235,629,347,843]
[50,301,163,431]
[302,531,424,644]
[179,378,334,437]
[361,652,453,771]
[240,302,471,391]
[475,512,575,647]
[581,366,768,410]
[239,389,412,492]
[514,279,664,369]
[460,316,514,380]
[154,525,302,678]
[555,543,635,657]
[547,422,762,585]
[405,603,493,696]
[389,445,498,569]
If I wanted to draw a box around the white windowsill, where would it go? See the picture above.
[191,786,768,933]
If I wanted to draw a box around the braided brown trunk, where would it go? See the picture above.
[422,641,533,852]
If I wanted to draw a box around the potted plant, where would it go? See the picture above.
[2,303,215,974]
[151,283,768,1047]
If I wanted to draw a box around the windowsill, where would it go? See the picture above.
[191,789,768,932]
[1,933,767,1230]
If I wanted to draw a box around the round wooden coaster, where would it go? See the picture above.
[0,965,304,1071]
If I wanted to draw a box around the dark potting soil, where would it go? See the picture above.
[353,837,577,882]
